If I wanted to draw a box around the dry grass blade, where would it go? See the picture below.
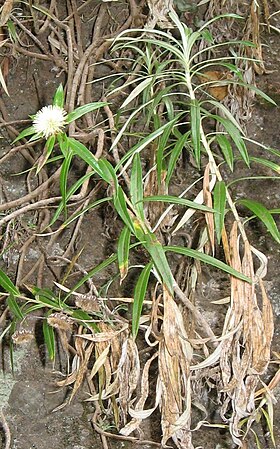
[120,352,159,435]
[219,222,274,445]
[0,0,14,27]
[118,337,140,422]
[158,287,193,449]
[245,0,266,75]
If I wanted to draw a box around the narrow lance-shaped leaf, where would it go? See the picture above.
[49,171,95,227]
[166,131,190,185]
[117,226,131,283]
[141,195,215,213]
[60,197,111,229]
[0,269,20,295]
[121,77,152,109]
[7,294,24,320]
[60,149,73,218]
[67,137,113,183]
[12,126,36,144]
[213,181,226,244]
[65,102,107,124]
[166,246,251,283]
[214,115,249,167]
[156,120,176,184]
[216,134,234,171]
[53,83,64,108]
[131,153,144,220]
[239,199,280,244]
[133,221,174,294]
[36,135,56,174]
[43,318,55,360]
[132,262,153,338]
[71,310,99,332]
[114,187,134,233]
[190,99,201,168]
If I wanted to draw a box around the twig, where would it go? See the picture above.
[92,420,163,447]
[0,168,61,212]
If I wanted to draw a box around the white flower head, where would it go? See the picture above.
[33,105,67,139]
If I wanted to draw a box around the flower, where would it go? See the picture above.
[33,105,67,139]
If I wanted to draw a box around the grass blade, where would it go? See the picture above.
[43,318,55,360]
[117,226,131,283]
[166,246,251,282]
[216,134,234,171]
[132,261,153,338]
[12,126,36,144]
[214,115,249,166]
[190,99,201,167]
[67,137,112,183]
[0,269,19,295]
[60,149,73,218]
[239,199,280,244]
[121,77,152,109]
[213,181,226,243]
[131,153,144,220]
[133,222,174,293]
[53,83,64,108]
[66,102,107,124]
[166,131,190,185]
[142,195,215,212]
[7,294,24,320]
[114,187,134,232]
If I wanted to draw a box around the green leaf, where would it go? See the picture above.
[0,269,19,295]
[65,102,107,124]
[132,262,153,338]
[57,132,69,156]
[71,310,99,331]
[166,131,190,185]
[117,226,131,283]
[214,116,249,166]
[12,126,36,144]
[166,246,251,282]
[43,318,55,360]
[53,84,64,108]
[216,134,234,171]
[131,153,144,220]
[190,99,201,167]
[67,137,112,183]
[261,408,275,447]
[239,199,280,244]
[114,187,134,232]
[142,195,215,212]
[60,149,73,218]
[115,121,172,171]
[32,288,62,309]
[133,223,174,293]
[7,294,24,320]
[156,120,176,184]
[249,156,280,173]
[213,181,226,244]
[49,171,95,226]
[121,77,152,109]
[66,253,118,300]
[60,198,112,229]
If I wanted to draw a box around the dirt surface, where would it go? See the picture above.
[0,1,280,449]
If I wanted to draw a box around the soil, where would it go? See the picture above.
[0,1,280,449]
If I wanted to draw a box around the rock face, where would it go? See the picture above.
[0,342,101,449]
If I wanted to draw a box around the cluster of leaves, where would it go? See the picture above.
[0,9,278,449]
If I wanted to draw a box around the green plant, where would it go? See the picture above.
[0,9,278,449]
